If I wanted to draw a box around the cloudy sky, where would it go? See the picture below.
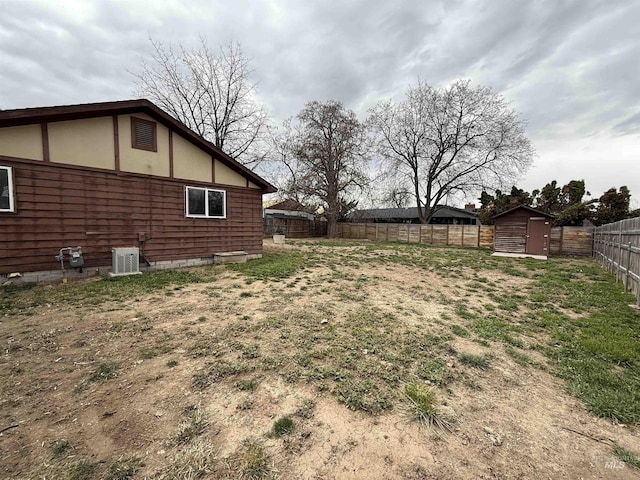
[1,0,638,206]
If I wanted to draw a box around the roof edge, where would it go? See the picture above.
[0,99,277,193]
[492,204,555,219]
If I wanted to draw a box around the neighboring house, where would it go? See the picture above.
[263,199,327,237]
[350,206,479,225]
[0,99,276,281]
[493,205,554,256]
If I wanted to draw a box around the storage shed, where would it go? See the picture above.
[493,205,554,256]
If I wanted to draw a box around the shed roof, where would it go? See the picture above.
[0,99,277,193]
[492,205,555,219]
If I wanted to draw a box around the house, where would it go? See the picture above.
[493,205,554,256]
[350,206,479,225]
[0,99,276,282]
[263,199,327,238]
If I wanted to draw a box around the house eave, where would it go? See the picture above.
[0,99,277,194]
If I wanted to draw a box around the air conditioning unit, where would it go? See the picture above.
[109,247,142,276]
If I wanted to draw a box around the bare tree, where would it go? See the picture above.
[368,80,534,223]
[133,38,269,167]
[274,100,369,237]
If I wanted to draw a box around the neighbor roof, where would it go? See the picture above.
[352,206,479,220]
[0,99,277,193]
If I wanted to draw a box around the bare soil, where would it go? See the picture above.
[1,240,639,479]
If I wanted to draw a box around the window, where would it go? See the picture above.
[186,186,226,218]
[131,116,157,151]
[0,166,14,212]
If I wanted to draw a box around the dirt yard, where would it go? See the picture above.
[1,239,639,479]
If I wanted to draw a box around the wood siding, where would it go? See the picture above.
[494,223,527,253]
[0,158,263,275]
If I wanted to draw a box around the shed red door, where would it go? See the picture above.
[526,217,548,255]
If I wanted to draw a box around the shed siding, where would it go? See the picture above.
[494,224,527,253]
[0,158,263,275]
[494,212,529,253]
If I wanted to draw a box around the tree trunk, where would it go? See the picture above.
[326,215,337,238]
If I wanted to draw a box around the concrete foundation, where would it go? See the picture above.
[1,253,262,285]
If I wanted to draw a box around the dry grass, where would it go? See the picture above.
[2,240,639,479]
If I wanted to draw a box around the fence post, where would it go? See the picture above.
[625,242,632,292]
[616,222,623,282]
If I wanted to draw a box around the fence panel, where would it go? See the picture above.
[387,225,399,242]
[366,224,377,241]
[336,223,594,258]
[593,217,640,305]
[264,217,327,238]
[447,226,464,246]
[463,225,480,247]
[479,226,495,248]
[408,225,421,243]
[549,228,562,254]
[561,227,594,256]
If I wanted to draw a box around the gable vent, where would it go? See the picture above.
[131,117,157,151]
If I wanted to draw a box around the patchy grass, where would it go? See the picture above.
[0,268,214,314]
[238,441,272,479]
[504,346,532,367]
[228,251,308,280]
[529,261,640,423]
[459,353,491,370]
[3,239,640,479]
[154,438,218,479]
[51,439,72,457]
[613,445,640,470]
[272,416,294,437]
[402,382,453,432]
[105,456,144,480]
[88,362,120,383]
[68,460,98,480]
[173,406,208,445]
[450,324,470,337]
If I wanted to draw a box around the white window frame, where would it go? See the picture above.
[185,186,226,219]
[0,166,15,213]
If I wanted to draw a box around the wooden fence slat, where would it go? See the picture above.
[337,221,597,261]
[593,216,640,305]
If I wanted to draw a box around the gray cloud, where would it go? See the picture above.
[0,0,638,198]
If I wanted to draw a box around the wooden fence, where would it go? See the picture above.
[336,223,593,256]
[264,217,327,238]
[337,223,495,248]
[593,217,640,305]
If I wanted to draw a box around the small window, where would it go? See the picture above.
[0,166,15,212]
[131,116,157,152]
[186,186,226,218]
